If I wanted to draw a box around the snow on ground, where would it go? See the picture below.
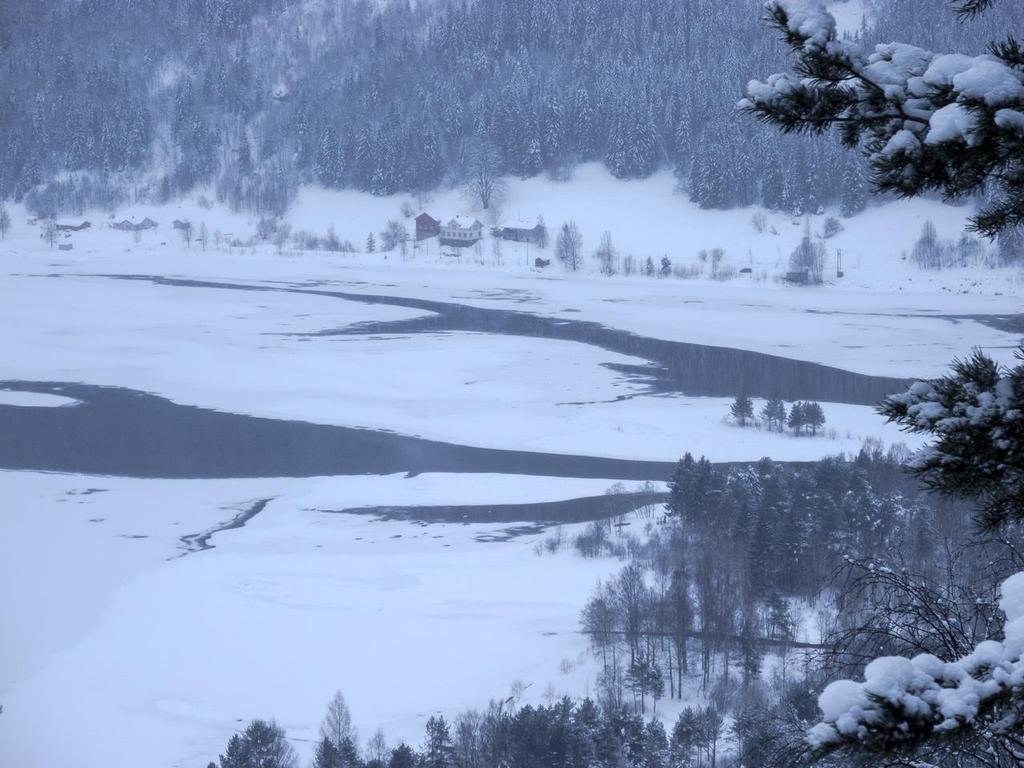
[1,165,1021,768]
[3,163,1019,382]
[0,470,631,768]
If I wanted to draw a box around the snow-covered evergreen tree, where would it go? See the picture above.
[742,0,1024,235]
[881,348,1024,529]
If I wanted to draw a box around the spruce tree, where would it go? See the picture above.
[387,744,416,768]
[804,402,826,436]
[839,156,867,218]
[880,348,1024,528]
[313,738,342,768]
[787,402,806,436]
[761,398,786,432]
[730,395,754,427]
[667,453,717,527]
[421,716,453,768]
[219,720,297,768]
[671,709,700,768]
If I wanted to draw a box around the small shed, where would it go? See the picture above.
[110,218,158,232]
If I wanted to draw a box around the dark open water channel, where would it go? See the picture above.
[0,274,910,483]
[102,274,910,404]
[0,381,679,480]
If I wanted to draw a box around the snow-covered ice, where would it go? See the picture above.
[0,390,78,407]
[0,471,632,768]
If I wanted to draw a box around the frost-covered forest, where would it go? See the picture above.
[3,0,1023,217]
[2,1,1024,767]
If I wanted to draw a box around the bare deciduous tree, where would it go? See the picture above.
[320,690,357,750]
[41,219,57,248]
[595,230,616,276]
[462,141,506,212]
[555,220,583,271]
[366,728,388,764]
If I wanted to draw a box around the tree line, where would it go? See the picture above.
[213,687,783,768]
[4,0,1022,220]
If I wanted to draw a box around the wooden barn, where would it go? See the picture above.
[415,212,441,240]
[495,219,545,244]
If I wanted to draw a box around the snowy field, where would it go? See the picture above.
[4,164,1021,382]
[1,168,1022,767]
[0,471,635,768]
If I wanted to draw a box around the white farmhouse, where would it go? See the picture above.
[440,215,483,247]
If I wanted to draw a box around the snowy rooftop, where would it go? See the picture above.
[447,215,481,228]
[498,219,540,229]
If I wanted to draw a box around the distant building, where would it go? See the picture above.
[110,217,158,232]
[55,221,91,232]
[415,212,441,240]
[440,216,482,247]
[784,270,810,285]
[495,219,545,244]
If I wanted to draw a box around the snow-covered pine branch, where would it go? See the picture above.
[880,348,1024,530]
[739,0,1024,236]
[800,346,1024,764]
[806,570,1024,761]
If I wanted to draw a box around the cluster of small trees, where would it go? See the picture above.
[579,413,1020,764]
[551,224,681,279]
[578,445,950,719]
[295,228,358,254]
[729,396,825,436]
[910,220,990,269]
[787,224,826,284]
[786,401,825,436]
[214,691,734,768]
[379,221,411,256]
